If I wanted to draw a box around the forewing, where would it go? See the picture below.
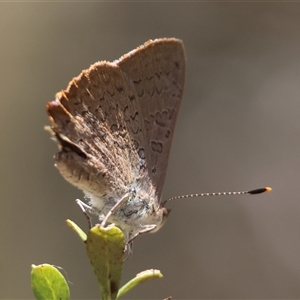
[116,38,186,201]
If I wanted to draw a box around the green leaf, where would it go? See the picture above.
[31,264,70,300]
[66,219,87,242]
[86,224,125,300]
[117,269,163,299]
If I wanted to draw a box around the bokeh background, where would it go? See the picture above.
[1,3,300,299]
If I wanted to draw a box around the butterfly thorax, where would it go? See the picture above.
[86,184,170,238]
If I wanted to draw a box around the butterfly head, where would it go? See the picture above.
[149,205,171,233]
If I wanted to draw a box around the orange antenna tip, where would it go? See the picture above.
[248,187,272,195]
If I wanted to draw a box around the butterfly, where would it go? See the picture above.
[46,38,186,245]
[46,38,271,251]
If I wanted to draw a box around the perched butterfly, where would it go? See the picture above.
[46,38,185,243]
[46,38,271,248]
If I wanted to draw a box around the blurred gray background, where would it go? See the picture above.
[1,3,299,299]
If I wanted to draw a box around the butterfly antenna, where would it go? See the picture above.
[163,187,272,205]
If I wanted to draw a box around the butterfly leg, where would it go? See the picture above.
[101,193,130,228]
[124,224,158,259]
[75,199,93,229]
[127,225,157,245]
